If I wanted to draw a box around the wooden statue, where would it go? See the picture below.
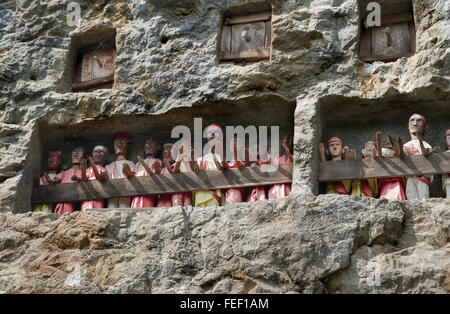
[322,137,351,195]
[246,144,270,202]
[377,134,407,200]
[351,141,378,198]
[443,129,450,198]
[106,132,135,208]
[53,147,86,214]
[268,134,293,200]
[72,146,109,211]
[128,139,162,208]
[33,151,62,213]
[403,114,433,200]
[157,143,176,207]
[194,123,224,207]
[218,138,249,205]
[169,140,195,206]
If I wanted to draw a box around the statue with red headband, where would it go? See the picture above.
[126,139,162,208]
[268,134,293,200]
[194,123,224,207]
[321,137,351,195]
[403,114,433,199]
[351,141,378,198]
[157,143,176,207]
[247,144,270,202]
[106,132,135,208]
[33,151,63,213]
[72,146,109,211]
[443,129,450,198]
[53,147,86,214]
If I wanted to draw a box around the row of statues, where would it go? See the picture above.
[33,124,293,214]
[320,114,450,200]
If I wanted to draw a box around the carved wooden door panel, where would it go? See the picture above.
[359,13,415,62]
[231,22,266,53]
[371,22,411,57]
[220,12,271,62]
[80,48,116,82]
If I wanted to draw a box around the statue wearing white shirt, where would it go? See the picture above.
[403,114,433,200]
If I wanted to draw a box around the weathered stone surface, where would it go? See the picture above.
[324,199,450,294]
[0,196,448,293]
[0,195,408,293]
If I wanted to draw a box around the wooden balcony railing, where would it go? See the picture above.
[31,164,293,204]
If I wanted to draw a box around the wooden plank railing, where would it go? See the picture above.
[319,152,450,182]
[31,164,293,204]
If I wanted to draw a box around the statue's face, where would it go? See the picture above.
[71,148,85,165]
[363,144,376,157]
[328,141,343,158]
[163,145,174,163]
[206,125,222,142]
[92,149,107,165]
[114,137,129,157]
[144,140,158,157]
[408,115,426,136]
[47,155,62,171]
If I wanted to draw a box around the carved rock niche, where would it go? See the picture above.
[359,0,416,62]
[318,95,449,198]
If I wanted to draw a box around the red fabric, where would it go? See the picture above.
[223,160,245,205]
[404,141,431,186]
[361,180,373,197]
[131,195,155,208]
[49,151,62,159]
[247,161,269,202]
[404,142,421,155]
[172,161,194,206]
[416,176,431,185]
[55,202,75,215]
[114,132,131,141]
[131,157,162,208]
[328,137,343,146]
[379,177,406,200]
[157,167,173,207]
[268,155,292,200]
[80,165,108,211]
[157,194,172,207]
[54,168,81,214]
[332,181,349,195]
[172,193,192,206]
[364,141,377,149]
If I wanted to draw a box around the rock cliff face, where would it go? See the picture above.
[0,0,448,293]
[0,196,448,294]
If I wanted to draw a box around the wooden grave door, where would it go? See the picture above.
[220,12,271,62]
[73,47,117,92]
[360,13,415,62]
